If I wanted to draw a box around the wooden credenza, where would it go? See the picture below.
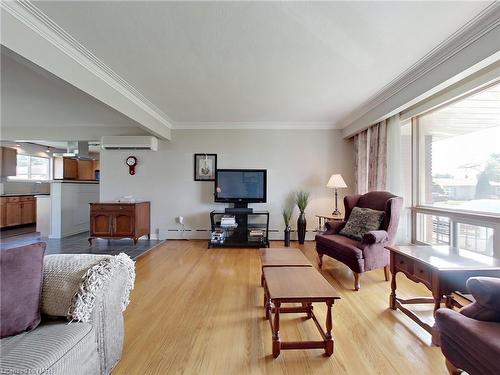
[89,202,150,245]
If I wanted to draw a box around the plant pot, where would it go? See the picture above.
[297,212,306,244]
[284,226,291,247]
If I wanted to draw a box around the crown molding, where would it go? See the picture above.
[1,0,173,138]
[173,122,342,130]
[338,2,500,129]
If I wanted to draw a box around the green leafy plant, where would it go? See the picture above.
[295,190,310,213]
[282,207,293,227]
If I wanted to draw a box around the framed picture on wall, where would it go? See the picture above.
[194,154,217,181]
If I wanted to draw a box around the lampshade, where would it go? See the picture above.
[327,174,347,189]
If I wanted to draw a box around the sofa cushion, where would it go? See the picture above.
[436,308,500,375]
[0,242,45,338]
[339,207,385,241]
[0,320,99,375]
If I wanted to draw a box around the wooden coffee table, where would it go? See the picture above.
[263,267,341,358]
[259,248,312,287]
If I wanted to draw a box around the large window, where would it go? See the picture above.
[9,155,51,181]
[416,212,494,256]
[417,82,500,215]
[413,81,500,256]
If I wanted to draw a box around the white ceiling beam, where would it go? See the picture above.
[0,0,172,140]
[1,126,149,141]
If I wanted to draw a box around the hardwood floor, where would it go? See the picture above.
[113,240,448,375]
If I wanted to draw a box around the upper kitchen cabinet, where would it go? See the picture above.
[0,147,17,177]
[53,157,99,180]
[77,159,95,180]
[53,157,78,179]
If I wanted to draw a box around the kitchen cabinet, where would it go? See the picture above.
[0,147,17,177]
[77,160,95,180]
[54,157,99,180]
[53,157,78,179]
[0,198,8,227]
[20,197,36,224]
[89,202,150,244]
[0,196,37,228]
[5,198,22,226]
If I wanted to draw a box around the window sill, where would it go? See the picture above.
[412,206,500,224]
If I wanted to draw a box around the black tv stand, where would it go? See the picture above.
[225,202,253,214]
[225,208,253,214]
[209,210,270,248]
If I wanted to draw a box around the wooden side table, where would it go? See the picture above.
[315,215,343,232]
[386,245,500,344]
[449,291,475,309]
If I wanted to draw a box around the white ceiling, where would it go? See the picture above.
[22,2,495,128]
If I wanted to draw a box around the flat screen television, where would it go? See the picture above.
[215,169,267,203]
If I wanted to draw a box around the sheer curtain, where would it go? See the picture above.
[354,120,387,194]
[354,116,411,244]
[386,114,412,244]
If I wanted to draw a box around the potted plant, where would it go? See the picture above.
[295,190,310,244]
[282,206,293,247]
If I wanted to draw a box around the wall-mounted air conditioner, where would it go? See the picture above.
[100,136,158,151]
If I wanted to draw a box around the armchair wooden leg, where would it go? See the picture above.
[445,359,462,375]
[383,265,389,281]
[354,273,360,291]
[318,253,323,269]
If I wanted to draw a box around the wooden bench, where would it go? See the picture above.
[259,247,312,287]
[263,266,340,358]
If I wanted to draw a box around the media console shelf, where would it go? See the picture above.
[209,210,270,248]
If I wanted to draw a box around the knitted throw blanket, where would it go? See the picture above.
[69,253,135,322]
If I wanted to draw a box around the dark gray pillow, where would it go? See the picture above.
[0,242,46,338]
[339,207,385,241]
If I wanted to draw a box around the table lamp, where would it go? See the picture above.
[327,174,347,216]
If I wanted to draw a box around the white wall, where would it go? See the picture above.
[50,182,99,238]
[1,181,50,195]
[100,129,354,240]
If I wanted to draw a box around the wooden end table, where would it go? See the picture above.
[259,248,312,288]
[263,267,341,358]
[449,291,475,309]
[386,245,500,344]
[315,215,343,232]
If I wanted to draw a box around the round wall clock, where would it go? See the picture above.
[126,156,137,175]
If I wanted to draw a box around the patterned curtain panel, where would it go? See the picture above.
[354,120,387,194]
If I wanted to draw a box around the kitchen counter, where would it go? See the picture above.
[1,193,50,197]
[51,180,99,184]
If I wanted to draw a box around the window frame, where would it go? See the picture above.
[8,154,52,182]
[411,81,500,256]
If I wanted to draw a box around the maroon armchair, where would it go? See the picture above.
[435,277,500,375]
[315,191,403,290]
